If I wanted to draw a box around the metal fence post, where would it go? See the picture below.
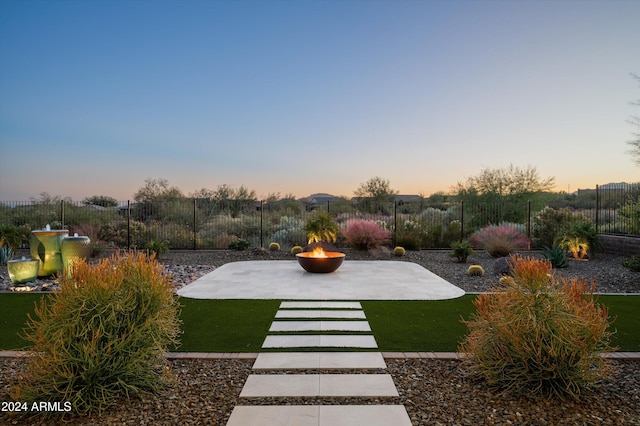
[193,198,197,250]
[260,200,264,248]
[527,200,531,250]
[60,200,65,228]
[127,200,131,250]
[460,200,464,241]
[595,184,600,233]
[393,200,397,247]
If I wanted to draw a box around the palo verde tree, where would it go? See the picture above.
[454,164,555,229]
[354,176,398,214]
[132,178,185,222]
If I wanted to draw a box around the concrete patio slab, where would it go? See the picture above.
[239,374,398,397]
[252,352,387,370]
[226,405,412,426]
[269,320,371,332]
[177,260,464,300]
[275,309,366,319]
[262,335,378,349]
[280,301,362,309]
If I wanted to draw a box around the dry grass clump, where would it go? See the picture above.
[12,251,181,416]
[460,255,615,400]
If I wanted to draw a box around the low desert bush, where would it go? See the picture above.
[342,219,391,250]
[622,256,640,272]
[556,222,599,260]
[450,240,475,263]
[532,207,589,248]
[460,256,615,400]
[12,252,181,416]
[228,238,250,251]
[469,223,528,257]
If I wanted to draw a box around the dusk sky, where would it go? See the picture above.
[1,0,638,201]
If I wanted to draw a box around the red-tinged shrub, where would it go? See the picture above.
[460,255,615,400]
[342,219,391,250]
[469,223,528,257]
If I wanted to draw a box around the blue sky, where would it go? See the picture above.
[1,0,638,201]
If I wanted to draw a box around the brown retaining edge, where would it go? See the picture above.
[1,351,639,360]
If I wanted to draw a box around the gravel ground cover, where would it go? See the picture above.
[1,249,639,425]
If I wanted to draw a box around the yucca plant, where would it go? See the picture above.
[460,256,615,400]
[13,251,182,416]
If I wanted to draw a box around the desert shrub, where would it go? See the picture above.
[209,232,237,249]
[146,239,169,257]
[467,264,484,276]
[100,220,147,248]
[13,252,181,415]
[469,223,528,257]
[532,207,590,248]
[229,238,250,251]
[0,224,29,250]
[270,216,306,247]
[556,222,599,260]
[342,219,391,250]
[618,195,640,234]
[541,245,569,268]
[450,240,475,263]
[460,256,615,400]
[622,256,640,272]
[395,218,426,250]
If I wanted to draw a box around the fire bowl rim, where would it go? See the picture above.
[295,251,346,273]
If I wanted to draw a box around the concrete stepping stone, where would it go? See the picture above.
[239,374,398,397]
[227,405,412,426]
[262,334,378,349]
[280,301,362,309]
[252,352,387,370]
[275,309,366,319]
[269,320,371,332]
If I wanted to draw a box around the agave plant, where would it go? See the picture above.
[0,245,14,265]
[541,245,569,268]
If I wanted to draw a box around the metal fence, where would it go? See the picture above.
[1,183,638,250]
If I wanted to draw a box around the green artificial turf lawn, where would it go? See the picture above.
[0,294,638,352]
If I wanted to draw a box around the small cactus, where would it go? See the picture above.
[393,246,406,257]
[291,245,303,255]
[268,242,280,251]
[467,264,484,277]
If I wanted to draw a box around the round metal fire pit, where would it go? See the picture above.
[296,252,345,273]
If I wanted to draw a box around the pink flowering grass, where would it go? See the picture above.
[469,224,529,257]
[342,219,391,250]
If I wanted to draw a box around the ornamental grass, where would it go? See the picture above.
[460,255,616,400]
[12,251,182,416]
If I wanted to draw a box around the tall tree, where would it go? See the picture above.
[628,73,640,165]
[455,164,555,197]
[133,178,184,203]
[354,177,398,213]
[455,165,555,226]
[83,195,118,207]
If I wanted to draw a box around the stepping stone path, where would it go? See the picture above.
[226,301,412,425]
